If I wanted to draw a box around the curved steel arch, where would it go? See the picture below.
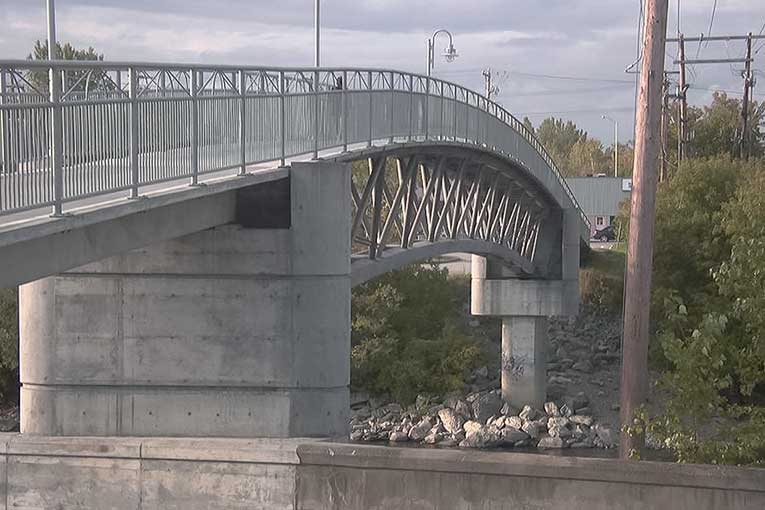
[336,142,570,281]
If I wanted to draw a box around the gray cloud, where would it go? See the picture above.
[1,0,763,144]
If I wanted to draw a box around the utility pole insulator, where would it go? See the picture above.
[678,33,687,162]
[741,33,753,159]
[482,68,498,101]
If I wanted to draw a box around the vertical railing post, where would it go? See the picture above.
[238,69,247,175]
[440,80,445,140]
[452,85,458,141]
[128,67,140,199]
[424,76,430,141]
[408,74,414,142]
[0,67,6,212]
[388,71,394,144]
[367,71,373,147]
[279,71,286,166]
[342,70,348,152]
[50,62,64,216]
[464,89,469,143]
[190,68,200,186]
[313,69,319,159]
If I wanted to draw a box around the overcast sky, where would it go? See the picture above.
[2,0,764,144]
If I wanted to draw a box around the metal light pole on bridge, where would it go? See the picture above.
[46,0,65,217]
[426,29,458,77]
[314,0,320,67]
[46,0,58,59]
[601,115,618,177]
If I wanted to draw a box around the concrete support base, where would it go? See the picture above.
[19,161,351,438]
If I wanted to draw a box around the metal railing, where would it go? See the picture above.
[0,59,588,228]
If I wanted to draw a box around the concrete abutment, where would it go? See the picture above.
[19,161,352,438]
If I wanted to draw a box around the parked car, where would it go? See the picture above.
[593,225,616,242]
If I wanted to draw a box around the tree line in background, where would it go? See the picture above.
[525,91,764,178]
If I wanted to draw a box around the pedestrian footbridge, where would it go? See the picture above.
[0,60,585,439]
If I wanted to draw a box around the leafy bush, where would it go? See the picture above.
[0,288,18,404]
[642,158,765,466]
[579,249,624,314]
[351,264,485,404]
[652,157,746,321]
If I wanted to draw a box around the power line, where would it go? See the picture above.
[437,68,635,84]
[688,84,748,96]
[511,70,634,84]
[755,21,765,54]
[696,0,718,58]
[514,106,634,116]
[497,83,633,99]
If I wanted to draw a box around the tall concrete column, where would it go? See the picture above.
[20,161,351,438]
[501,316,547,408]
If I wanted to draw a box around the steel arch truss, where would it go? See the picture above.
[346,149,550,277]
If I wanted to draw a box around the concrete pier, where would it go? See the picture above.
[19,161,351,438]
[471,208,580,409]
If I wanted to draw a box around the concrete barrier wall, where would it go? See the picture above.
[296,443,765,510]
[0,435,762,509]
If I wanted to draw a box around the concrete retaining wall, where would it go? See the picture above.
[0,435,762,509]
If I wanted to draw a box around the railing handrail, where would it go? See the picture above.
[0,59,588,229]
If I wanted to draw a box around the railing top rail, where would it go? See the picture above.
[0,58,588,229]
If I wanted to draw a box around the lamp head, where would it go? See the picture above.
[443,44,459,62]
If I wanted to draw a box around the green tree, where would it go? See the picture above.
[535,117,587,175]
[689,92,765,159]
[522,116,534,134]
[0,289,18,403]
[27,40,105,93]
[643,157,765,466]
[568,138,609,175]
[351,265,485,403]
[651,157,745,322]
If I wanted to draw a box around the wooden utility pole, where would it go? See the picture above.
[740,33,753,159]
[667,32,764,160]
[620,0,669,459]
[660,74,670,182]
[677,34,687,162]
[483,68,498,101]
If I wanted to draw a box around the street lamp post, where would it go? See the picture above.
[602,115,619,177]
[46,0,58,59]
[426,29,458,77]
[314,0,320,67]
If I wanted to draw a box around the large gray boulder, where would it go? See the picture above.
[471,391,502,424]
[438,408,465,435]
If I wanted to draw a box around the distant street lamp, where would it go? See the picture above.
[426,29,458,77]
[601,115,619,177]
